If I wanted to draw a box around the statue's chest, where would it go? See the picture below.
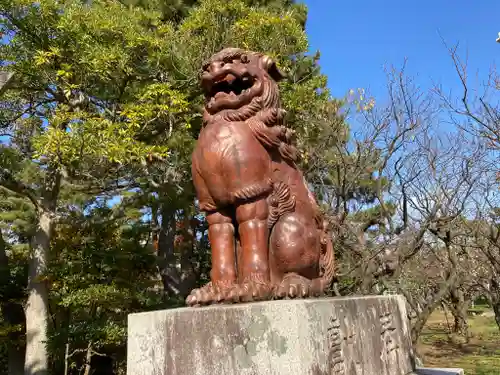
[196,121,254,154]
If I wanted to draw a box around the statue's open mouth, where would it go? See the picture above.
[209,74,254,99]
[202,67,262,114]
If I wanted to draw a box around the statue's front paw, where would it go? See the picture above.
[231,278,273,303]
[186,283,212,307]
[186,281,236,307]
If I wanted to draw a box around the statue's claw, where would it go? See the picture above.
[231,281,273,303]
[186,281,239,306]
[274,273,312,300]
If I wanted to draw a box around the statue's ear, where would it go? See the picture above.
[268,61,286,82]
[261,55,286,82]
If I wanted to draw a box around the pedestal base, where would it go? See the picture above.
[127,295,417,375]
[416,369,464,375]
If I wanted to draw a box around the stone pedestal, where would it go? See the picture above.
[127,295,417,375]
[416,369,464,375]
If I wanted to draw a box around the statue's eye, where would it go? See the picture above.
[241,54,249,63]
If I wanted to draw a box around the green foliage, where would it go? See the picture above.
[47,202,162,372]
[1,0,190,170]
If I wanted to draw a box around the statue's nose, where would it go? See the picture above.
[208,61,225,73]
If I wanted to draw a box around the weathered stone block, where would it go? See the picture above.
[416,368,464,375]
[127,295,416,375]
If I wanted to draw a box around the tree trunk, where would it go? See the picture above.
[0,231,26,375]
[157,205,181,298]
[156,206,200,300]
[453,314,468,335]
[24,164,61,375]
[411,304,433,346]
[493,301,500,331]
[24,210,54,375]
[409,270,459,346]
[64,343,69,375]
[488,277,500,331]
[178,215,198,295]
[447,287,470,338]
[83,343,92,375]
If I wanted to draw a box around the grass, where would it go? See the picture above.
[417,309,500,375]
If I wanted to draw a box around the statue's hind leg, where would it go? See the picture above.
[269,213,326,299]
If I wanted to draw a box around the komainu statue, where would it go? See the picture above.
[186,48,335,306]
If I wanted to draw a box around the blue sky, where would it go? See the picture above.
[302,0,500,102]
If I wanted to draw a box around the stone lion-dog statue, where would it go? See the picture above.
[187,48,335,306]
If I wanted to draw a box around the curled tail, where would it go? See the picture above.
[310,226,336,295]
[319,230,336,287]
[318,213,346,291]
[301,175,337,291]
